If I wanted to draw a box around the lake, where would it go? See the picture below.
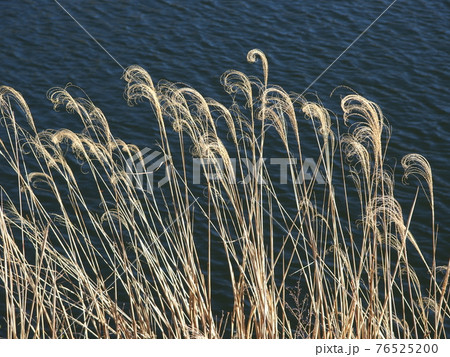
[0,0,448,337]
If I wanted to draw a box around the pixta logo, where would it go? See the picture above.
[125,148,170,193]
[125,147,325,192]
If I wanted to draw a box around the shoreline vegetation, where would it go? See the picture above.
[0,50,448,338]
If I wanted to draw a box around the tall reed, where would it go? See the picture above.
[0,50,448,338]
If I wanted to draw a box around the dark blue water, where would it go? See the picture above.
[0,0,449,335]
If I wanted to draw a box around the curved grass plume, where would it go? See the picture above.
[0,50,448,338]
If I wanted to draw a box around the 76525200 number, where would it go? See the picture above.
[376,344,438,354]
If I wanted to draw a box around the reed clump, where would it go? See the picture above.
[0,50,448,338]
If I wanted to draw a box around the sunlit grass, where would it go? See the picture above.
[0,50,448,338]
